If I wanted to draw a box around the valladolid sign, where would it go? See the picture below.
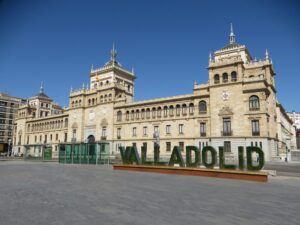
[119,145,264,171]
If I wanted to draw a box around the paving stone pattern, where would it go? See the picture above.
[0,161,299,225]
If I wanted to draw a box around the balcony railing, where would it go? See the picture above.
[101,136,107,140]
[222,131,232,136]
[252,132,260,136]
[200,132,206,137]
[117,136,121,140]
[249,107,260,111]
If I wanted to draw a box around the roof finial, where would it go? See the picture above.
[40,81,44,94]
[70,86,73,93]
[229,23,235,44]
[111,43,117,64]
[91,64,94,71]
[265,49,269,60]
[132,67,135,74]
[82,83,85,90]
[209,52,212,62]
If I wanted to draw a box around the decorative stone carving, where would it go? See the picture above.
[218,106,233,116]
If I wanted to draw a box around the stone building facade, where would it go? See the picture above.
[13,28,296,161]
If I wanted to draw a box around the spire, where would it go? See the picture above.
[209,52,212,62]
[40,82,44,94]
[229,23,235,44]
[110,43,117,64]
[70,86,73,93]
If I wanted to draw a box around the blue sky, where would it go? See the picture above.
[1,0,300,111]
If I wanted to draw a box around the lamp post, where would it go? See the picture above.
[285,146,288,163]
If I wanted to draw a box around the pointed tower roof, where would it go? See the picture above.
[221,23,241,50]
[104,44,122,67]
[32,82,51,100]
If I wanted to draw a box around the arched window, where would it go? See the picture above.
[88,99,91,106]
[104,95,107,102]
[126,111,130,120]
[71,101,74,108]
[146,108,150,119]
[231,71,237,82]
[65,118,68,127]
[100,95,103,102]
[79,100,82,106]
[189,103,194,114]
[199,101,207,113]
[106,80,109,85]
[182,104,187,115]
[100,82,103,86]
[136,110,140,119]
[117,111,122,121]
[249,95,260,110]
[222,73,228,83]
[157,107,162,117]
[163,106,168,117]
[169,105,174,116]
[152,107,156,118]
[131,110,135,120]
[141,109,145,119]
[214,74,220,84]
[176,104,180,116]
[108,94,112,101]
[92,98,95,105]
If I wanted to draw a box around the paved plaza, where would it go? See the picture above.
[0,161,300,225]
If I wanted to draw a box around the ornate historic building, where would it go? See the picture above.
[13,27,297,161]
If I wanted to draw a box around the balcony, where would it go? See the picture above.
[117,136,121,140]
[101,136,107,140]
[200,132,206,137]
[252,132,260,136]
[222,131,232,136]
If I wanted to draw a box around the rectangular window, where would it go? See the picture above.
[64,133,67,142]
[223,118,231,136]
[56,133,58,141]
[35,136,37,143]
[179,124,184,134]
[224,141,231,152]
[199,142,201,151]
[102,127,107,138]
[154,126,159,134]
[117,128,121,139]
[166,142,171,152]
[50,134,52,141]
[166,125,171,134]
[45,134,47,143]
[252,120,260,136]
[143,126,147,136]
[132,127,137,137]
[200,123,206,136]
[179,142,184,152]
[40,135,42,142]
